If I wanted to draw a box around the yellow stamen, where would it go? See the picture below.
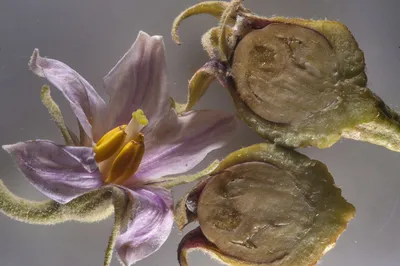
[105,133,145,185]
[96,125,127,147]
[93,127,126,162]
[133,132,144,144]
[95,109,149,184]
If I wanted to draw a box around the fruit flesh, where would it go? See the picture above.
[198,162,315,264]
[232,23,341,124]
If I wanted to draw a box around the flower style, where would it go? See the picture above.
[1,31,236,265]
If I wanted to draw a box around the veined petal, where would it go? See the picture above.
[134,109,237,181]
[3,140,103,204]
[29,49,107,142]
[104,31,170,131]
[116,187,173,266]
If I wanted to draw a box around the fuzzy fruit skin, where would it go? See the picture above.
[175,143,355,266]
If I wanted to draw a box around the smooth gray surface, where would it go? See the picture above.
[0,0,399,265]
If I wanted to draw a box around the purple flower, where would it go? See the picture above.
[3,31,236,265]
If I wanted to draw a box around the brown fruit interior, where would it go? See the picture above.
[198,162,316,264]
[232,23,342,125]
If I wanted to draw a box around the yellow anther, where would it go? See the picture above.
[133,132,145,143]
[105,134,145,185]
[96,125,127,147]
[132,109,149,126]
[93,127,126,162]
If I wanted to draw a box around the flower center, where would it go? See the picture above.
[93,109,148,185]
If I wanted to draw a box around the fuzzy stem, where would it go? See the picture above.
[0,181,63,224]
[148,160,220,189]
[104,187,131,266]
[40,85,75,146]
[0,182,114,224]
[342,114,400,152]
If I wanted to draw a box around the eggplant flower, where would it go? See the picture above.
[175,143,355,266]
[1,31,236,265]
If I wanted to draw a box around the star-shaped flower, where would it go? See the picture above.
[2,31,236,265]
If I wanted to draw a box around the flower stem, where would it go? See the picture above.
[0,182,113,224]
[104,187,131,266]
[342,113,400,152]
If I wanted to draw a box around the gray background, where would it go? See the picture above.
[0,0,399,265]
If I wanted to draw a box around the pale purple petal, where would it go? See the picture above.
[29,49,107,142]
[133,109,237,181]
[3,140,103,204]
[116,187,173,265]
[103,31,170,130]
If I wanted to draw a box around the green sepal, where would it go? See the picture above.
[217,0,241,61]
[201,27,222,58]
[184,59,230,114]
[40,85,75,146]
[171,1,230,45]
